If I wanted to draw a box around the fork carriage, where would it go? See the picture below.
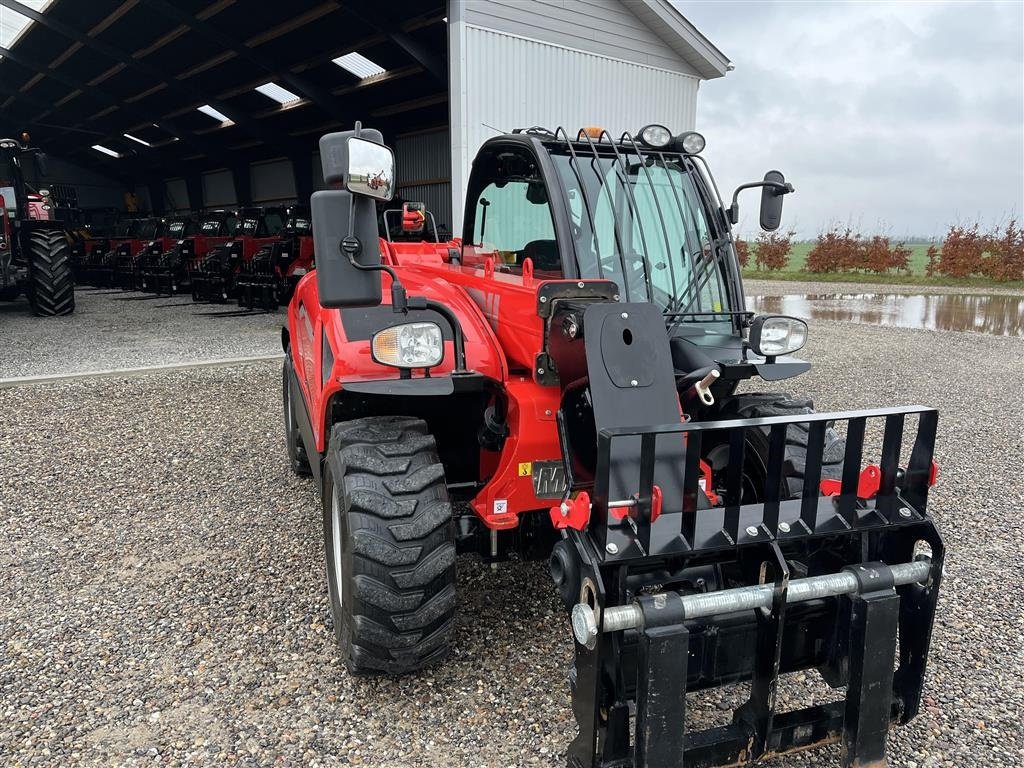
[552,303,943,768]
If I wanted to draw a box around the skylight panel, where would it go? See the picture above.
[255,82,301,105]
[0,1,54,59]
[332,52,386,79]
[92,144,120,158]
[123,133,151,147]
[197,104,231,123]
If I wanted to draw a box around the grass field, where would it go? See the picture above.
[743,242,1024,289]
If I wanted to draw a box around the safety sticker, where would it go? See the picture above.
[518,462,532,477]
[493,499,508,515]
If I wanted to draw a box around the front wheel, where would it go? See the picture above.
[27,230,75,316]
[710,393,845,501]
[322,416,456,675]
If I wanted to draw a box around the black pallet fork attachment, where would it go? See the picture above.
[564,405,942,768]
[549,302,943,768]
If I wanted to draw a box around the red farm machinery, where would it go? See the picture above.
[0,135,74,316]
[282,125,944,768]
[137,209,238,295]
[190,205,288,305]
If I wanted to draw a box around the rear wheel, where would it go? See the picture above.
[282,357,312,476]
[322,416,456,675]
[27,230,75,316]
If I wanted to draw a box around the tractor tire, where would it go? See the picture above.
[27,230,75,316]
[322,416,456,675]
[282,357,312,476]
[717,393,845,500]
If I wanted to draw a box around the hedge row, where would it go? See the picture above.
[925,222,1022,282]
[734,220,1023,282]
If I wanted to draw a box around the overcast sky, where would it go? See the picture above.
[677,1,1024,240]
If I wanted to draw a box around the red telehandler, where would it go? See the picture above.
[190,206,287,304]
[141,209,238,295]
[235,204,314,310]
[0,135,74,316]
[282,125,944,768]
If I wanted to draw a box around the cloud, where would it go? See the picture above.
[678,0,1024,238]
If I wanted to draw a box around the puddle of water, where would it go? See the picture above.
[747,293,1024,337]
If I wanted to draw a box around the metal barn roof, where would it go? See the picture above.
[0,0,727,188]
[0,0,448,183]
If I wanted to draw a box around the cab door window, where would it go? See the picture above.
[464,149,561,276]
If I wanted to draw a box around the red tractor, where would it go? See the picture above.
[0,135,74,316]
[283,125,944,768]
[190,206,287,304]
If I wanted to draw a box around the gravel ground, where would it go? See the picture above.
[2,318,1022,766]
[0,289,283,380]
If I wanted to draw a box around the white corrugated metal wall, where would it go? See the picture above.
[449,22,701,228]
[394,129,453,236]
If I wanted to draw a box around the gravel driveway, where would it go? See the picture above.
[2,316,1022,766]
[0,289,283,380]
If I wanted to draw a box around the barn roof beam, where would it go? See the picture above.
[139,0,348,123]
[0,43,218,161]
[0,0,278,149]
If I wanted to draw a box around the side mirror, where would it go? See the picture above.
[34,152,49,178]
[321,132,395,201]
[758,170,788,231]
[312,128,394,308]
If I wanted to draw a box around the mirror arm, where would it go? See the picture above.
[340,234,409,313]
[728,180,796,223]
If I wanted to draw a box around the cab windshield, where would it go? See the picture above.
[550,150,731,317]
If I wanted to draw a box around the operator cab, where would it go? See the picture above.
[238,207,287,238]
[460,127,782,388]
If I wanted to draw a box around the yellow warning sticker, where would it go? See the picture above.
[518,462,532,477]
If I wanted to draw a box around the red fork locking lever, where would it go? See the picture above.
[819,460,939,499]
[549,486,663,531]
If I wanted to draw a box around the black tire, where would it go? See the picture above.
[282,358,312,476]
[322,416,456,675]
[715,393,845,500]
[27,230,75,316]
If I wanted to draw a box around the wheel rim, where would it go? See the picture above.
[709,442,768,504]
[331,484,345,610]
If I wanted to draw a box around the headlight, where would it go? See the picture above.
[749,315,807,357]
[678,131,706,154]
[372,322,443,368]
[638,124,672,148]
[38,188,50,197]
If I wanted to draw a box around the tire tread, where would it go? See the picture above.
[325,416,456,675]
